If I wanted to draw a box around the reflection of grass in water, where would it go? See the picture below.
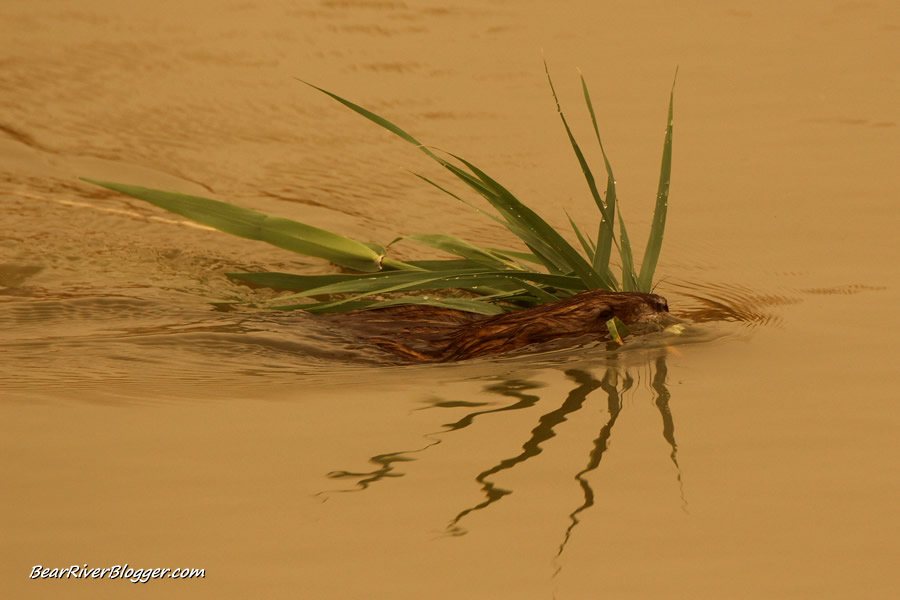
[315,380,542,497]
[322,448,432,493]
[315,354,685,557]
[552,356,686,578]
[445,370,605,535]
[82,63,676,341]
[449,358,685,558]
[553,369,630,562]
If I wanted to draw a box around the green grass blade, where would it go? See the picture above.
[429,157,570,274]
[416,163,566,274]
[566,211,595,258]
[487,248,543,266]
[579,74,619,273]
[280,295,506,316]
[544,61,614,241]
[388,259,493,271]
[272,300,378,313]
[617,211,639,292]
[410,172,496,222]
[411,172,557,272]
[604,265,620,291]
[513,279,561,304]
[227,272,364,291]
[364,296,506,315]
[406,174,547,271]
[276,269,585,301]
[83,179,386,272]
[380,257,425,271]
[275,271,519,311]
[448,153,614,290]
[637,71,676,292]
[403,233,523,270]
[300,81,583,278]
[299,79,456,173]
[606,316,631,344]
[273,269,482,299]
[229,268,525,296]
[277,273,478,310]
[464,290,542,306]
[298,80,425,148]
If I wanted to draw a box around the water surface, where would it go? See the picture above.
[2,1,898,598]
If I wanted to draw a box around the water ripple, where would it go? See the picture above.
[660,279,801,327]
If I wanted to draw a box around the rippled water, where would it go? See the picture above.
[2,1,899,598]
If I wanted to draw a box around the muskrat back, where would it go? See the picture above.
[326,290,670,362]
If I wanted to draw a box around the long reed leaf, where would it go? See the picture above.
[280,296,506,315]
[276,269,584,301]
[82,179,386,272]
[579,73,621,278]
[298,80,425,148]
[617,212,639,291]
[566,211,595,258]
[637,71,676,292]
[428,157,570,274]
[299,81,578,276]
[272,271,531,313]
[512,279,561,304]
[487,248,543,266]
[391,259,493,271]
[447,153,614,289]
[403,234,523,270]
[409,172,553,271]
[227,272,363,291]
[544,61,613,249]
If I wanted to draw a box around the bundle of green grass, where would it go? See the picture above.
[85,62,675,321]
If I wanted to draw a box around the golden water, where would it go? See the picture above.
[2,1,898,598]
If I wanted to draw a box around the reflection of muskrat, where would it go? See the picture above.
[327,290,670,362]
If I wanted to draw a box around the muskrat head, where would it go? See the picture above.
[436,290,672,361]
[608,292,669,326]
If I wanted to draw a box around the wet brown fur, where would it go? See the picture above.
[327,290,670,362]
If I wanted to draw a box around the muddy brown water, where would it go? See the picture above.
[2,1,899,598]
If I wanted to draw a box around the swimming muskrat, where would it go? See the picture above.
[326,290,671,362]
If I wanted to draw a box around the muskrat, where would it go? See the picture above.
[326,290,670,362]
